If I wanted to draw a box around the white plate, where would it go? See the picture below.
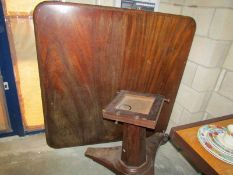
[197,125,233,165]
[205,126,233,157]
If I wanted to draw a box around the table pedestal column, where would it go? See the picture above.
[85,127,167,175]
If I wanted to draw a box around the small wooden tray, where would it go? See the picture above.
[103,90,165,129]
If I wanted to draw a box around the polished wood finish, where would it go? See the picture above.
[34,2,196,148]
[170,114,233,175]
[121,124,146,166]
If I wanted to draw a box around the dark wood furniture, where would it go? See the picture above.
[103,90,166,129]
[86,90,167,174]
[170,114,233,175]
[34,2,195,148]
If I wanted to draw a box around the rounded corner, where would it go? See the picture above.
[187,16,197,29]
[34,1,46,15]
[33,1,52,20]
[45,136,60,149]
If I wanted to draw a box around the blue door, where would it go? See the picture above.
[0,1,24,137]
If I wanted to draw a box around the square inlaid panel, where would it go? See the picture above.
[115,94,155,115]
[103,90,165,129]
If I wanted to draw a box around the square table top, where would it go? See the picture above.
[170,114,233,175]
[34,1,195,148]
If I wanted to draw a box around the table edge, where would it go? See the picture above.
[171,114,233,133]
[170,130,218,175]
[169,114,233,175]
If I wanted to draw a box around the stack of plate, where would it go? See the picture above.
[197,125,233,165]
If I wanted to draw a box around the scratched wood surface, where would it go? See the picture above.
[33,2,195,148]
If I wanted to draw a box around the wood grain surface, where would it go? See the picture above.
[33,2,195,148]
[170,115,233,175]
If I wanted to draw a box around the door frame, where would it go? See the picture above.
[0,1,45,138]
[0,1,24,137]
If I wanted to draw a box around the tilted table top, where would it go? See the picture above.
[34,1,195,148]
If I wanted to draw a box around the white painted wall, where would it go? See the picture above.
[158,0,233,131]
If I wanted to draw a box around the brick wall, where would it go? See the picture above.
[158,0,233,131]
[64,0,233,131]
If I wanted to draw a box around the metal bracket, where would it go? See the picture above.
[3,82,9,90]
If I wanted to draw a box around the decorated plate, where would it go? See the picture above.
[214,134,233,152]
[197,125,233,165]
[205,125,233,156]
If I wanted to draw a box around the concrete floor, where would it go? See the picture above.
[0,134,197,175]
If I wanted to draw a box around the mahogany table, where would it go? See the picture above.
[33,2,196,148]
[170,114,233,175]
